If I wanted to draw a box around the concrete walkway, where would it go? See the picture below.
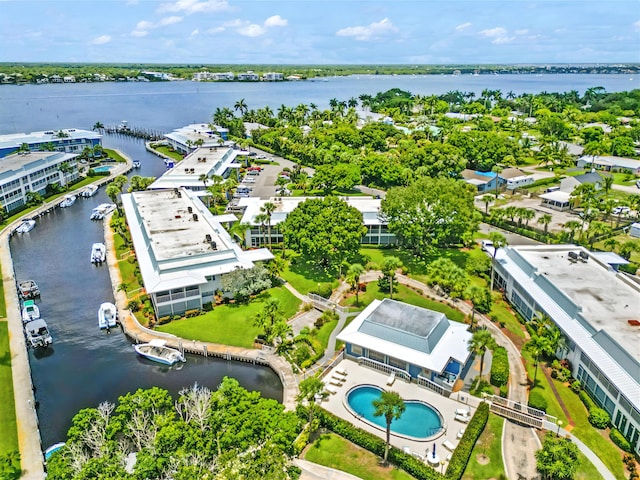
[295,459,363,480]
[0,155,133,479]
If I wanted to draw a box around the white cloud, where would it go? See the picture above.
[90,35,111,45]
[191,29,199,36]
[131,30,148,37]
[158,16,183,26]
[336,18,397,41]
[158,0,229,15]
[455,22,472,32]
[238,24,266,37]
[479,27,507,38]
[223,19,247,28]
[131,16,182,37]
[515,29,528,35]
[492,36,515,44]
[207,26,225,33]
[264,15,287,27]
[634,19,640,31]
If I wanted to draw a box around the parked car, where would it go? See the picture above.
[612,206,630,215]
[480,239,494,251]
[636,179,640,189]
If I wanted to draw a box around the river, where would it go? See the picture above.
[2,73,638,447]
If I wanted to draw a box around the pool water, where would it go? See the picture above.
[346,385,443,439]
[93,165,114,173]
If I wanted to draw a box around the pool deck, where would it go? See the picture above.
[319,359,481,467]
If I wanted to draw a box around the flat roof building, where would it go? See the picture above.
[337,298,473,394]
[0,128,101,158]
[237,196,396,248]
[164,124,229,154]
[149,147,242,191]
[121,188,273,317]
[0,151,78,212]
[492,244,640,453]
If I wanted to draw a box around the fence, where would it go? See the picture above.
[356,356,411,381]
[308,293,348,314]
[416,375,450,397]
[487,394,556,429]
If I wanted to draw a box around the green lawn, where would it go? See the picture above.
[157,287,301,348]
[489,297,526,342]
[522,351,568,423]
[340,282,466,323]
[593,234,640,264]
[574,449,606,480]
[304,433,415,480]
[103,148,127,163]
[463,413,505,479]
[315,319,338,350]
[281,255,339,295]
[0,322,19,456]
[0,263,5,319]
[150,145,184,161]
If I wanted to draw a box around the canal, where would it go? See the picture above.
[9,136,283,448]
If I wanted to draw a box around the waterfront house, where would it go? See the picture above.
[121,188,273,317]
[491,245,640,454]
[237,71,260,81]
[237,196,396,248]
[263,72,284,81]
[337,298,473,393]
[0,151,79,212]
[0,128,102,158]
[163,123,229,154]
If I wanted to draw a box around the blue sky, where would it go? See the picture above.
[1,0,639,64]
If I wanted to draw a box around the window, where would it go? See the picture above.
[368,350,385,363]
[350,345,363,356]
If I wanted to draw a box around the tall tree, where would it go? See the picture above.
[297,376,326,434]
[346,263,365,306]
[260,201,276,248]
[526,334,553,385]
[381,256,402,299]
[468,328,496,379]
[488,232,507,291]
[372,390,406,466]
[535,432,580,480]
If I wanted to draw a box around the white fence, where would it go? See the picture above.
[308,293,348,314]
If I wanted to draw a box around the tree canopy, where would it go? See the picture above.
[281,196,366,268]
[381,177,480,256]
[535,431,580,480]
[46,379,302,480]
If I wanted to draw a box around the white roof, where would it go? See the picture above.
[578,155,640,170]
[337,299,472,374]
[0,128,101,152]
[539,191,571,203]
[0,151,76,177]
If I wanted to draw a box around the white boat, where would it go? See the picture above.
[134,339,186,365]
[16,219,36,234]
[59,194,77,208]
[81,185,98,197]
[44,442,65,460]
[132,160,141,169]
[90,203,117,220]
[98,302,118,330]
[90,242,106,264]
[22,299,40,323]
[24,318,53,348]
[18,280,40,299]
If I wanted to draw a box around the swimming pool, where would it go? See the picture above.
[345,385,443,440]
[93,165,113,173]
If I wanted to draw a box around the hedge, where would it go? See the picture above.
[610,428,632,453]
[445,402,490,480]
[490,346,509,387]
[528,390,548,413]
[313,407,444,480]
[578,390,596,411]
[588,408,610,429]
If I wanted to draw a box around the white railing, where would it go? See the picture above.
[308,293,348,314]
[356,357,410,381]
[417,375,449,397]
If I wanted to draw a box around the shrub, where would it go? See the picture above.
[569,380,582,393]
[610,428,632,452]
[310,283,333,299]
[470,379,494,397]
[499,384,509,398]
[445,402,490,480]
[127,299,140,312]
[528,390,548,413]
[588,408,610,429]
[490,346,509,387]
[578,390,596,412]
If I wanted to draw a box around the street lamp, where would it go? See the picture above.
[440,460,445,474]
[556,420,563,436]
[302,368,306,380]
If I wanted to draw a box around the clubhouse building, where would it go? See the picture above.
[492,245,640,454]
[121,188,273,317]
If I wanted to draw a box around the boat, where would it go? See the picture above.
[24,318,53,348]
[59,194,77,208]
[98,302,118,330]
[132,160,141,169]
[90,242,106,264]
[18,280,40,299]
[133,339,186,365]
[44,442,65,460]
[80,185,98,197]
[90,203,117,220]
[22,299,40,322]
[16,219,36,234]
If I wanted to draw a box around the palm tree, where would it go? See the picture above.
[602,175,614,194]
[372,390,406,466]
[297,376,327,433]
[488,232,507,291]
[253,298,284,344]
[464,285,487,331]
[381,256,402,299]
[347,263,365,306]
[198,173,209,190]
[468,328,496,379]
[17,142,30,153]
[563,220,582,243]
[58,162,73,190]
[234,98,248,116]
[482,194,493,215]
[92,121,104,131]
[105,183,121,209]
[254,213,269,246]
[538,214,553,234]
[260,201,276,248]
[526,334,553,386]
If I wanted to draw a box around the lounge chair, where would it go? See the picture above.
[442,440,456,452]
[333,370,347,379]
[455,413,470,423]
[331,373,345,382]
[329,378,342,386]
[457,428,466,439]
[335,367,347,376]
[387,372,396,386]
[455,408,470,416]
[325,384,338,394]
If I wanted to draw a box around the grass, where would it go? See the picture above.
[303,433,415,480]
[0,263,5,319]
[593,234,640,264]
[150,145,184,161]
[462,413,505,479]
[103,148,126,163]
[156,287,301,348]
[574,449,606,480]
[340,282,466,323]
[489,297,526,342]
[0,322,19,456]
[281,255,339,295]
[315,319,338,350]
[522,351,568,424]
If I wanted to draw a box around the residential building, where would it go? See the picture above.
[63,76,76,83]
[460,169,500,193]
[149,147,242,191]
[560,172,603,193]
[163,124,228,154]
[577,155,640,175]
[237,196,396,248]
[337,298,473,393]
[539,190,572,211]
[121,188,273,317]
[237,71,260,81]
[263,72,284,81]
[0,151,78,212]
[192,71,235,81]
[0,128,102,158]
[491,245,640,454]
